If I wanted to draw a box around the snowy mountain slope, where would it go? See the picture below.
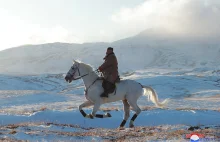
[0,30,220,75]
[0,42,109,74]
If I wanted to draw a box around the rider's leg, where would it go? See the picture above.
[100,80,109,97]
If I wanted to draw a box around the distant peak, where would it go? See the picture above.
[137,28,172,37]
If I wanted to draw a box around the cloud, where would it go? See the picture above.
[28,25,83,44]
[112,0,220,38]
[0,9,82,51]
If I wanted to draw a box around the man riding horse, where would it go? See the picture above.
[65,56,169,128]
[98,47,119,98]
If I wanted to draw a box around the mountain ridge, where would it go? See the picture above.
[0,29,220,75]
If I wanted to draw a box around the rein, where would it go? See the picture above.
[72,67,99,81]
[70,64,100,95]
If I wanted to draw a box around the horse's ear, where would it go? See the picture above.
[73,59,79,64]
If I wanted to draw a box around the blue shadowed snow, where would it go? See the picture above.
[0,67,220,141]
[0,93,67,106]
[0,109,219,128]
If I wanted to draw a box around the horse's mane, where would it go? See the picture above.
[79,62,94,72]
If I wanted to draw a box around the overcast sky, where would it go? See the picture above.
[0,0,219,51]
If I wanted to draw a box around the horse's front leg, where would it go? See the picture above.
[90,103,101,118]
[79,101,94,119]
[91,103,112,118]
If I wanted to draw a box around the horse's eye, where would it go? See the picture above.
[71,66,75,69]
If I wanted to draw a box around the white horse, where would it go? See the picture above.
[65,60,169,128]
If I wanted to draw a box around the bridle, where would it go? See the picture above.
[68,63,99,80]
[67,63,100,95]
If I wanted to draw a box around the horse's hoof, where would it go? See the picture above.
[89,114,94,119]
[106,113,112,117]
[118,127,125,130]
[86,114,94,119]
[129,124,134,128]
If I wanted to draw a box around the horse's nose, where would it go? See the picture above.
[65,76,68,82]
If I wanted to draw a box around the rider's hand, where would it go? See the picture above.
[98,66,103,72]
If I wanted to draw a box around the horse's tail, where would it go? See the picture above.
[142,85,169,108]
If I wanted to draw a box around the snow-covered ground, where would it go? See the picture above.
[0,31,220,141]
[0,67,219,141]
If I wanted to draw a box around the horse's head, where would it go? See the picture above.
[65,60,80,83]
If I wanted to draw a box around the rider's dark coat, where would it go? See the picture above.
[99,52,119,83]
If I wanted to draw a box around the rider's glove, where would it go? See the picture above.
[98,66,103,72]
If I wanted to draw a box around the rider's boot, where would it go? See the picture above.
[100,91,108,98]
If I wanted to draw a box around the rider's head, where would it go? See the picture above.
[106,47,113,54]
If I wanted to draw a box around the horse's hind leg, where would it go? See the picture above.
[127,101,141,128]
[79,101,94,119]
[119,99,130,129]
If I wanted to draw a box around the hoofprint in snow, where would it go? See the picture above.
[0,67,219,141]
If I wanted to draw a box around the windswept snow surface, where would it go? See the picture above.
[0,68,219,141]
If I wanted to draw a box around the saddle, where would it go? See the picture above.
[98,76,120,95]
